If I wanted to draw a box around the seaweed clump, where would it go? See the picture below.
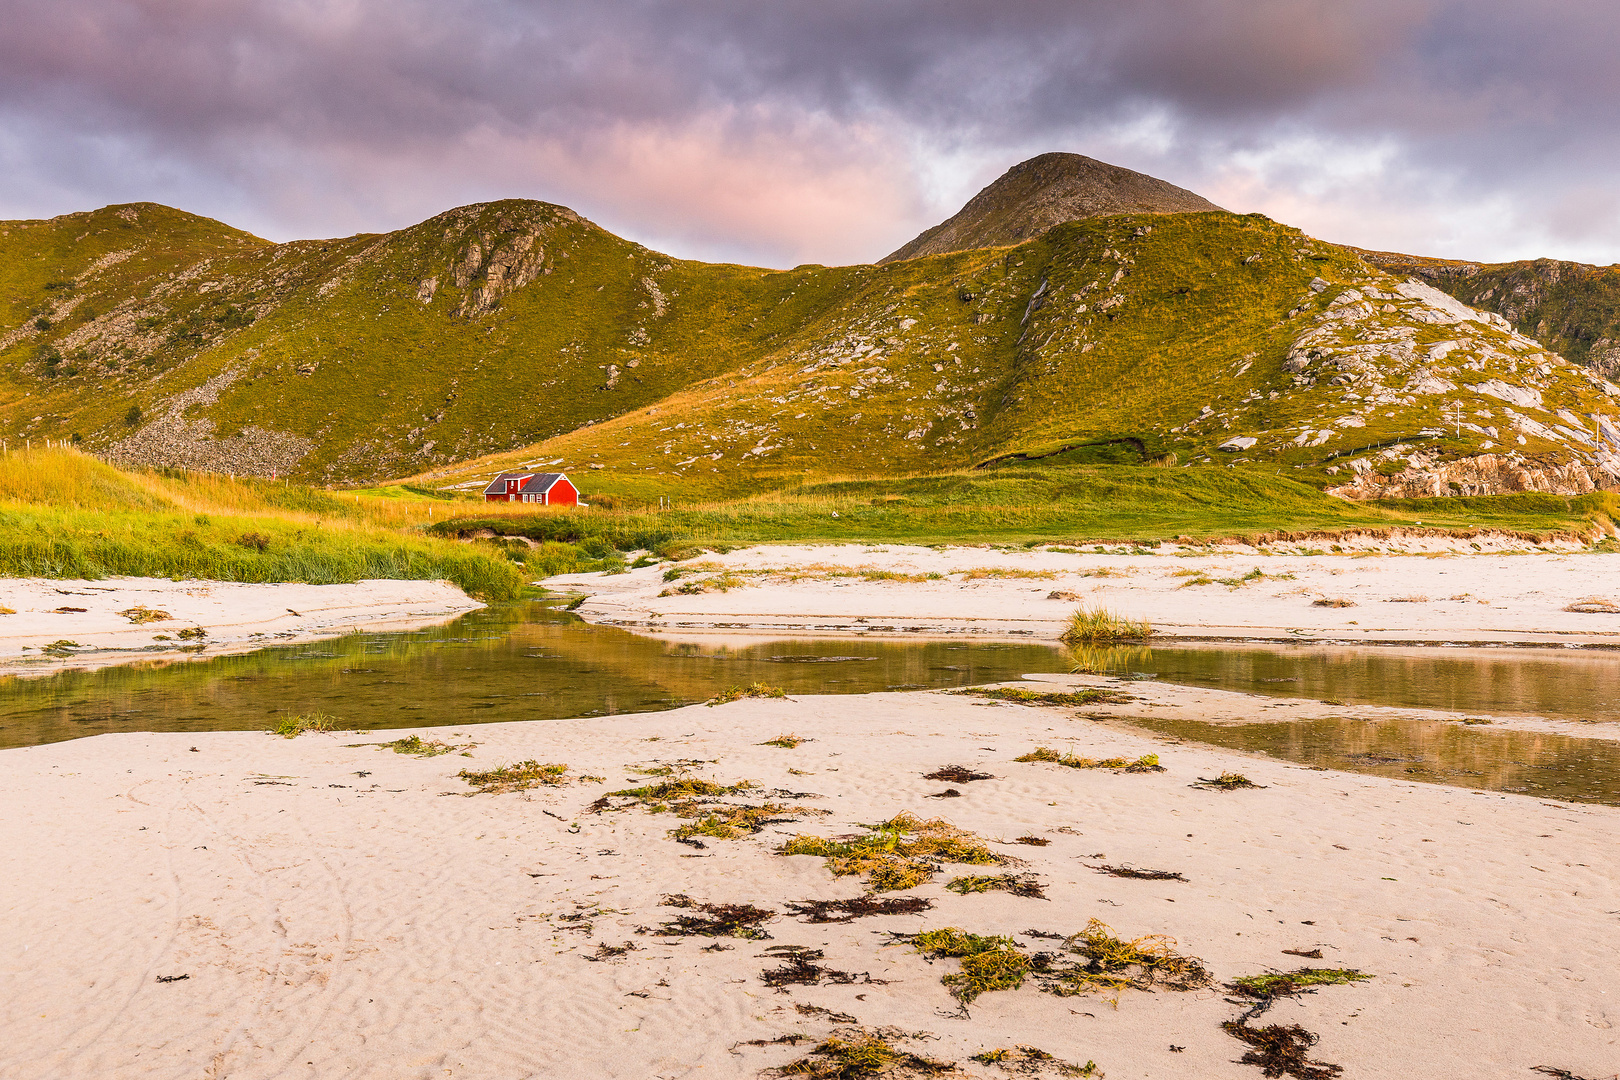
[644,894,776,939]
[779,812,1004,892]
[962,686,1132,706]
[458,760,571,793]
[785,896,934,923]
[1030,919,1212,997]
[1221,1022,1342,1079]
[1193,772,1266,790]
[765,1028,955,1078]
[946,874,1048,899]
[381,734,474,757]
[759,945,882,989]
[1086,864,1187,882]
[924,765,995,783]
[910,928,1032,1004]
[971,1046,1099,1077]
[1015,748,1164,773]
[589,774,824,845]
[1229,968,1371,1001]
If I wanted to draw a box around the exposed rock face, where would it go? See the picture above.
[104,365,312,477]
[1360,250,1620,374]
[881,152,1222,263]
[1327,451,1620,500]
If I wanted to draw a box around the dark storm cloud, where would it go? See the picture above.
[2,1,1618,264]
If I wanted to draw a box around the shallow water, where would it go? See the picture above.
[1124,642,1620,723]
[1123,714,1620,807]
[0,599,1070,750]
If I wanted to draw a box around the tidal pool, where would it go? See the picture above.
[0,598,1070,750]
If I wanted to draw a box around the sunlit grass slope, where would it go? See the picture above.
[0,449,523,598]
[427,464,1620,550]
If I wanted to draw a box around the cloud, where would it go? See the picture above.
[2,1,1618,266]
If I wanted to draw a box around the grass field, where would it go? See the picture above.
[2,450,1611,600]
[0,449,524,598]
[426,463,1620,552]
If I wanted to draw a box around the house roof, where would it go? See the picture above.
[483,470,568,495]
[482,471,533,495]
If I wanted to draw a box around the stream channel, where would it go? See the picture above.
[5,596,1619,805]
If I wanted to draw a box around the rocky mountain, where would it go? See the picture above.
[880,153,1222,263]
[3,155,1615,501]
[1361,250,1620,379]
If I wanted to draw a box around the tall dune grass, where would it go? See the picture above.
[0,449,524,600]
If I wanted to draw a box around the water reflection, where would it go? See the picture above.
[0,599,1069,750]
[1123,714,1620,807]
[1139,644,1620,723]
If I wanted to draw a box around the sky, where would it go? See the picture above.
[4,1,1620,268]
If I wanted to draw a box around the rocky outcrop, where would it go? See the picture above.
[103,365,312,477]
[1326,450,1620,499]
[881,152,1222,263]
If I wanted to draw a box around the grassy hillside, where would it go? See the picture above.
[415,212,1620,502]
[0,449,522,598]
[8,196,1614,503]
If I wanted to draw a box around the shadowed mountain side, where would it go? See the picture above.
[881,153,1223,263]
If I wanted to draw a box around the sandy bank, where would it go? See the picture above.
[551,543,1620,646]
[1,684,1612,1079]
[0,577,482,674]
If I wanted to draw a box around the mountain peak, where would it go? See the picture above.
[880,152,1222,263]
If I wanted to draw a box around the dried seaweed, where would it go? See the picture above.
[1086,864,1187,882]
[964,687,1132,706]
[785,896,933,923]
[1030,919,1212,997]
[1192,772,1266,791]
[1229,968,1371,1001]
[909,929,1031,1004]
[457,760,570,794]
[926,788,962,799]
[583,941,638,962]
[643,894,775,939]
[1222,1021,1342,1079]
[946,874,1047,899]
[1013,835,1050,847]
[1016,748,1163,773]
[765,1028,957,1078]
[924,765,994,783]
[971,1046,1099,1077]
[759,945,884,988]
[779,812,1004,892]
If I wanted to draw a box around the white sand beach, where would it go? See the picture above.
[555,542,1620,647]
[0,681,1614,1079]
[0,578,482,673]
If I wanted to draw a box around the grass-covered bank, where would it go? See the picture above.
[0,449,523,599]
[427,463,1620,555]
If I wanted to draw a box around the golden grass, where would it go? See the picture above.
[1059,606,1151,645]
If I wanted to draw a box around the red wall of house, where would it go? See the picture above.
[485,492,509,502]
[546,477,579,506]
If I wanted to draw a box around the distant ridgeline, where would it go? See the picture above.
[3,153,1620,501]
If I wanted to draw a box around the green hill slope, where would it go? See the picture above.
[6,161,1618,504]
[417,211,1620,502]
[0,200,853,483]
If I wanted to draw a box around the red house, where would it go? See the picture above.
[483,470,579,506]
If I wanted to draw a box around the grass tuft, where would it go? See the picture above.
[1015,747,1163,772]
[380,734,473,757]
[270,711,339,738]
[1060,606,1151,645]
[708,682,788,706]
